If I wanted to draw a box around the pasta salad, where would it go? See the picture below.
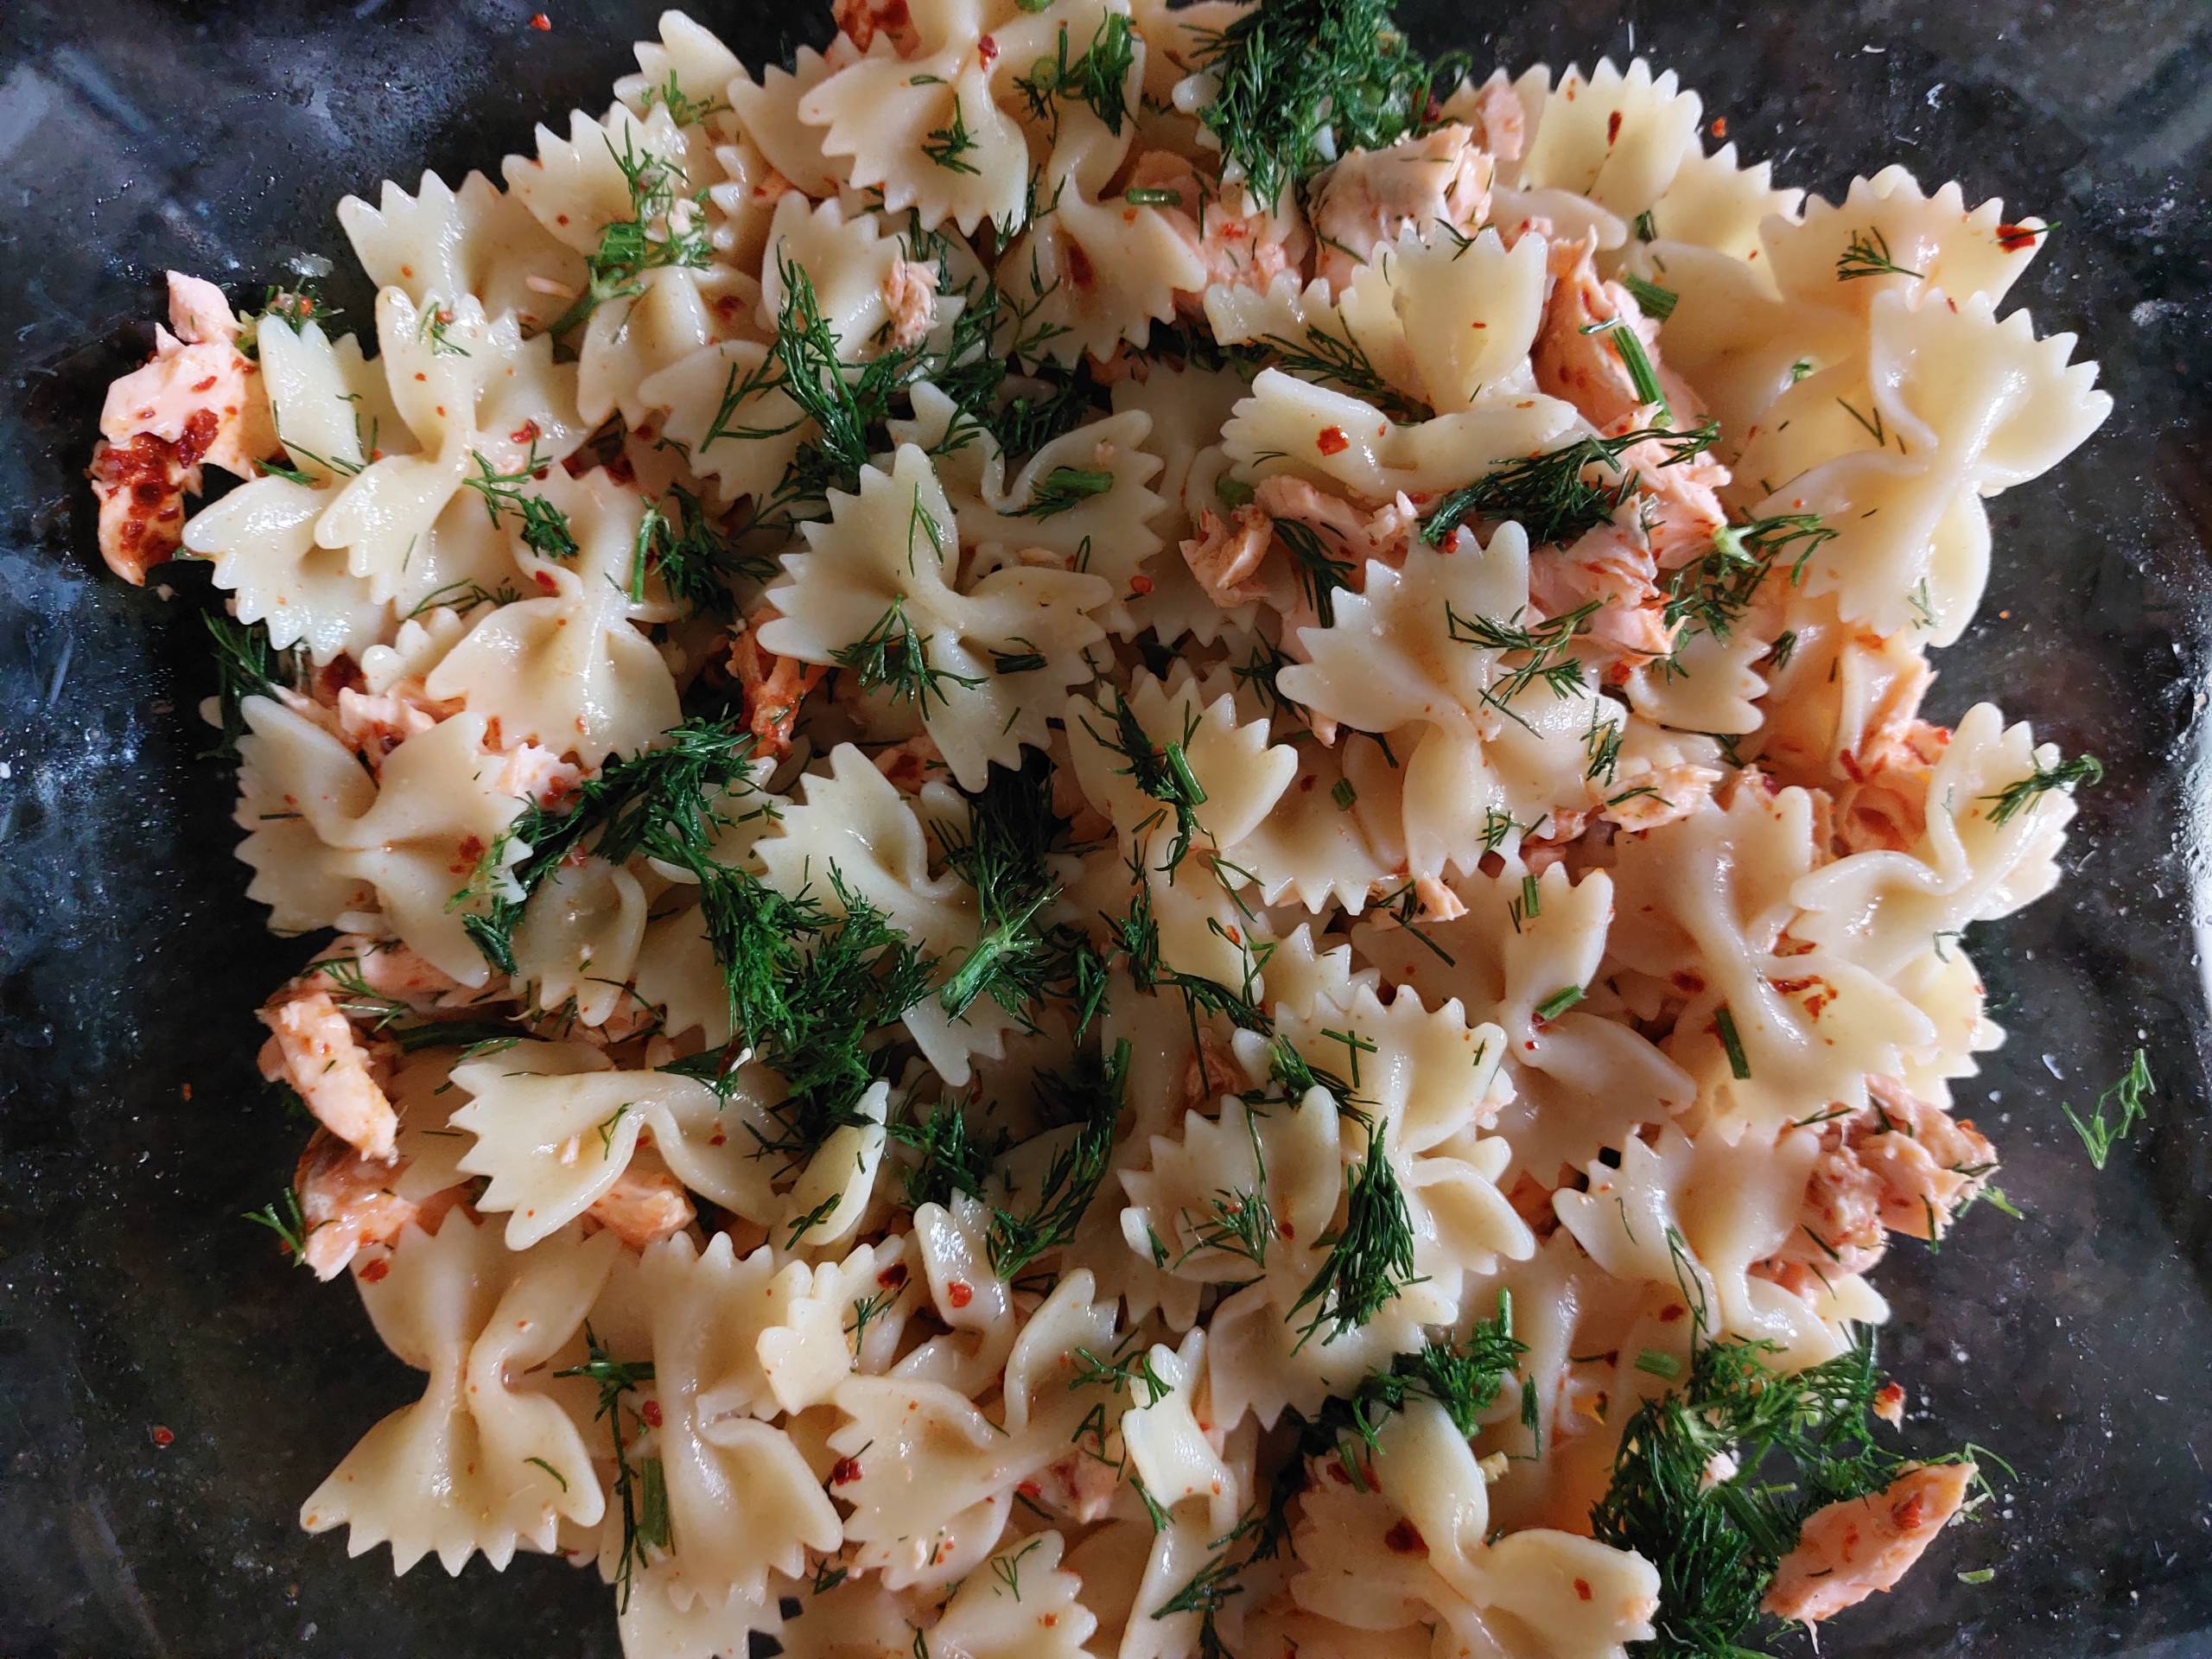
[84,3,2113,1655]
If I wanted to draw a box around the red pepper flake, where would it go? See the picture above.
[641,1400,664,1429]
[947,1281,974,1309]
[456,834,485,864]
[176,408,219,467]
[976,33,998,66]
[877,1262,910,1288]
[1891,1492,1929,1531]
[359,1258,391,1284]
[529,11,551,29]
[189,374,219,395]
[1383,1519,1427,1555]
[180,1083,193,1102]
[1574,1577,1593,1602]
[1128,573,1154,596]
[1017,1478,1042,1498]
[1994,222,2043,252]
[512,419,540,445]
[1606,111,1623,145]
[1658,1302,1687,1323]
[149,1425,175,1448]
[830,1454,863,1485]
[1709,117,1728,139]
[1316,425,1349,456]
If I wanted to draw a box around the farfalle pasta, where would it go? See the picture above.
[89,3,2113,1654]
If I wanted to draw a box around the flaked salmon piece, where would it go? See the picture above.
[1124,150,1308,312]
[584,1154,696,1249]
[1467,79,1527,165]
[1255,475,1416,566]
[880,257,939,352]
[295,1128,465,1281]
[1835,716,1950,854]
[873,732,947,792]
[1179,504,1274,607]
[496,741,584,808]
[88,272,277,583]
[729,605,829,760]
[1763,1463,1976,1624]
[1179,1029,1243,1112]
[1532,525,1672,664]
[335,687,448,764]
[1414,874,1468,920]
[1307,124,1495,287]
[1616,429,1732,571]
[1027,1446,1123,1524]
[315,935,498,1012]
[1532,234,1704,432]
[259,987,398,1161]
[833,0,920,54]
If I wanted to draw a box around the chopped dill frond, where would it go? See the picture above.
[2061,1046,2154,1169]
[548,128,712,335]
[1288,1121,1422,1346]
[1421,422,1719,549]
[1982,752,2102,826]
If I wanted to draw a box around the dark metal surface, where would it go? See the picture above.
[2,2,2209,1655]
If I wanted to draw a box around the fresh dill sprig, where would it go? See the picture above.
[1288,1121,1421,1346]
[555,1327,664,1611]
[831,597,984,713]
[889,1094,1004,1211]
[1591,1333,1951,1656]
[1982,753,2103,826]
[1193,0,1448,204]
[2062,1046,2154,1169]
[1443,599,1598,714]
[404,575,522,620]
[1421,422,1720,549]
[1252,320,1428,423]
[987,1039,1131,1277]
[1583,319,1668,416]
[1835,225,1926,283]
[631,486,774,618]
[1081,692,1211,873]
[1274,518,1357,627]
[1016,465,1116,518]
[1661,512,1836,659]
[201,612,304,762]
[639,70,730,128]
[922,99,983,175]
[460,444,578,562]
[1293,1292,1525,1484]
[934,753,1092,1027]
[548,130,711,335]
[1014,13,1136,138]
[243,1186,317,1267]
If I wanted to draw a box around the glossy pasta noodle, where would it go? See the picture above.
[85,3,2109,1654]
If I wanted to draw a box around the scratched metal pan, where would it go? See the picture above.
[2,2,2209,1655]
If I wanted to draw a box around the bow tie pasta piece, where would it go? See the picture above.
[727,40,859,203]
[755,1235,925,1414]
[1791,702,2077,977]
[508,855,650,1031]
[423,467,683,766]
[1064,671,1298,868]
[1352,862,1696,1186]
[300,1215,619,1573]
[1498,58,1702,226]
[1231,736,1401,914]
[1292,1398,1662,1657]
[449,1052,785,1248]
[893,383,1167,618]
[311,289,586,611]
[632,1232,846,1605]
[613,11,744,137]
[1605,782,1937,1137]
[182,317,402,662]
[1736,289,2109,645]
[1276,526,1625,894]
[1639,140,1804,263]
[925,1530,1100,1659]
[338,170,586,334]
[759,444,1111,788]
[1554,1123,1885,1370]
[1119,1328,1240,1530]
[233,702,528,983]
[615,1569,783,1659]
[1222,367,1578,502]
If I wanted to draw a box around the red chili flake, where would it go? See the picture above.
[1574,1577,1593,1602]
[456,835,486,863]
[830,1455,863,1485]
[529,11,551,29]
[1276,1220,1294,1240]
[707,1130,726,1147]
[512,419,540,445]
[532,569,560,594]
[1382,1519,1427,1555]
[976,33,999,66]
[1017,1478,1042,1498]
[1995,222,2041,252]
[1605,111,1623,145]
[877,1262,910,1289]
[1891,1492,1928,1531]
[1128,573,1154,596]
[1709,117,1728,139]
[1657,1303,1687,1323]
[1065,239,1096,289]
[641,1400,664,1429]
[175,408,220,467]
[189,374,219,394]
[150,1425,176,1448]
[359,1258,391,1284]
[1326,1462,1353,1484]
[1315,425,1349,455]
[947,1281,974,1309]
[180,1083,193,1102]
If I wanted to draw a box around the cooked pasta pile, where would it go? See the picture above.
[86,3,2111,1654]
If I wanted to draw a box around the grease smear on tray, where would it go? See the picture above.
[83,3,2113,1654]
